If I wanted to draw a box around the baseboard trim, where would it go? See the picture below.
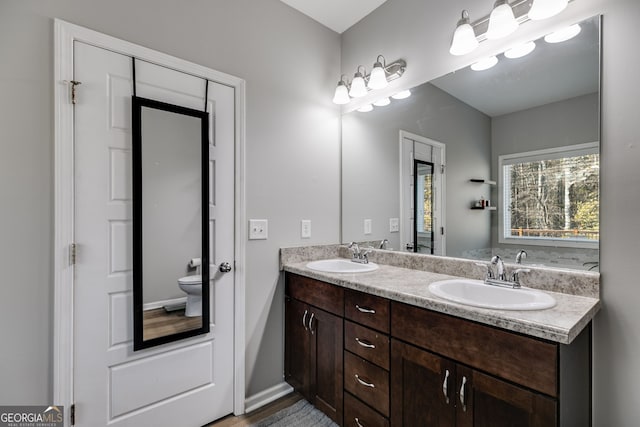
[244,382,294,414]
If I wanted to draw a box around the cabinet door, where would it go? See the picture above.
[390,339,455,427]
[456,366,557,427]
[309,306,344,424]
[284,297,310,399]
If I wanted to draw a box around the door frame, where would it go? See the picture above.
[399,130,446,255]
[53,19,247,422]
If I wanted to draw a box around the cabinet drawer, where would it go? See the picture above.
[345,289,390,333]
[391,301,558,397]
[344,320,390,370]
[285,273,344,316]
[344,392,389,427]
[344,351,390,417]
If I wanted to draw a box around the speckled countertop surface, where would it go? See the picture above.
[283,260,600,345]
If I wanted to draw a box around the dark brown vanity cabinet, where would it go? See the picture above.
[284,273,591,427]
[285,274,344,424]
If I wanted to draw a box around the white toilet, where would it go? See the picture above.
[178,275,202,317]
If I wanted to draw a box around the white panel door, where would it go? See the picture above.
[73,41,234,427]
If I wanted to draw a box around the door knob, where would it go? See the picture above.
[219,262,232,273]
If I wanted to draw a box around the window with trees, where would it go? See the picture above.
[499,143,599,247]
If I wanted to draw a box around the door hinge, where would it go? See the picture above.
[70,403,75,425]
[69,243,77,266]
[441,164,445,174]
[441,227,445,235]
[64,80,82,104]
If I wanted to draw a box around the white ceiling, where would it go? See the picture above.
[279,0,388,34]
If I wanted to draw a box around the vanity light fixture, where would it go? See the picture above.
[544,23,581,43]
[449,0,575,56]
[332,77,350,105]
[357,104,374,112]
[528,0,568,20]
[504,40,536,58]
[486,0,519,40]
[449,10,479,56]
[392,90,412,100]
[349,66,368,98]
[373,97,391,107]
[368,55,389,90]
[471,56,499,71]
[332,55,407,105]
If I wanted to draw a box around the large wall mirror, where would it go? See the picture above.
[342,15,600,271]
[133,96,210,350]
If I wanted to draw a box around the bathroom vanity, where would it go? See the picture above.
[282,247,600,427]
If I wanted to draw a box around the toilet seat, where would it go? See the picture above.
[178,275,202,285]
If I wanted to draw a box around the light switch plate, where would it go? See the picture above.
[249,219,268,240]
[301,220,311,238]
[364,219,372,235]
[389,218,399,232]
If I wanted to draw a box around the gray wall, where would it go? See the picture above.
[490,93,600,266]
[0,0,340,404]
[341,81,491,256]
[342,0,640,423]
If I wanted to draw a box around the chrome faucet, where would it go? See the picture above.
[379,239,389,250]
[476,254,530,288]
[348,242,371,264]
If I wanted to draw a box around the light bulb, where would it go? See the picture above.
[471,56,498,71]
[373,97,390,107]
[544,24,581,43]
[449,10,479,56]
[528,0,568,21]
[486,0,519,40]
[349,71,367,98]
[368,62,388,90]
[504,41,536,59]
[392,90,412,100]
[357,104,373,112]
[332,81,350,105]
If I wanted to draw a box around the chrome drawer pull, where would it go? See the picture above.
[355,337,376,349]
[355,374,375,388]
[442,369,450,404]
[309,312,315,335]
[459,376,467,412]
[355,304,376,314]
[302,309,308,331]
[355,417,364,427]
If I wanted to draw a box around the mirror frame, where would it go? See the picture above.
[132,96,210,351]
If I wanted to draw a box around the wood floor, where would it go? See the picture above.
[142,307,202,340]
[205,392,302,427]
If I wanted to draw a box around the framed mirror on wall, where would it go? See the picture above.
[132,96,210,351]
[341,15,601,272]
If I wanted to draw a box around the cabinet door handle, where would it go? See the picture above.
[355,304,376,314]
[354,417,364,427]
[355,337,376,349]
[459,376,467,412]
[442,369,450,404]
[355,374,375,388]
[302,309,308,331]
[309,312,315,334]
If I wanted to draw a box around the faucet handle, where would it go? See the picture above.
[511,268,531,286]
[475,262,493,280]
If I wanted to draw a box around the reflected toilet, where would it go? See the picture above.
[178,275,202,317]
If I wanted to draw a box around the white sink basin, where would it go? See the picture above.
[428,279,556,311]
[306,259,379,274]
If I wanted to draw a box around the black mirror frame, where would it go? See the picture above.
[132,96,210,351]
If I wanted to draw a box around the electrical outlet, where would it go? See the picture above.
[364,219,372,235]
[389,218,399,232]
[301,220,311,238]
[249,219,268,240]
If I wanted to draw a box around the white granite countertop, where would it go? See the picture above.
[283,260,600,345]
